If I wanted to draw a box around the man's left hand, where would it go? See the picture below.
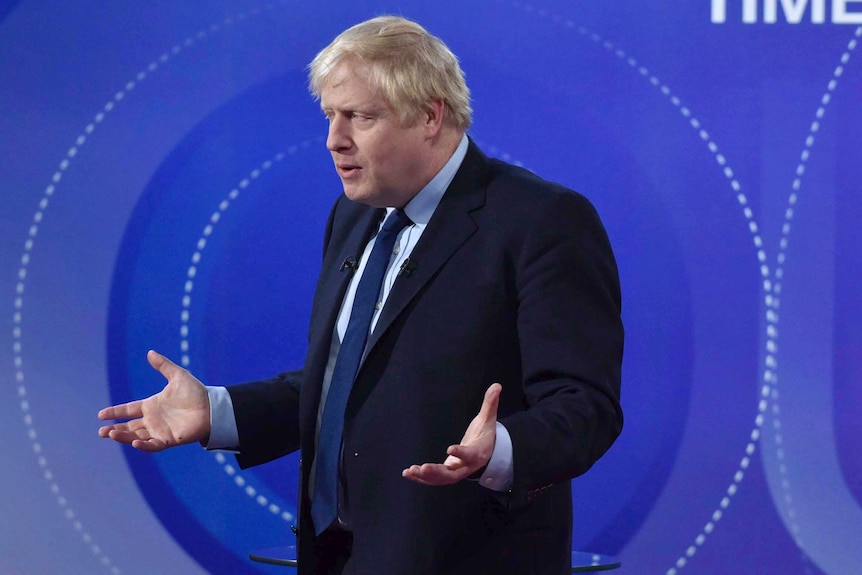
[402,383,501,485]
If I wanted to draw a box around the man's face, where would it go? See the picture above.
[320,62,432,208]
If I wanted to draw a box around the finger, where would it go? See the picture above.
[477,383,502,422]
[402,464,443,486]
[98,422,132,437]
[417,463,469,484]
[403,474,433,486]
[131,438,168,453]
[147,349,183,381]
[402,465,429,483]
[106,429,147,445]
[442,453,464,469]
[402,462,470,486]
[446,444,478,465]
[98,400,143,421]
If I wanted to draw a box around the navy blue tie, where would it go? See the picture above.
[311,209,413,534]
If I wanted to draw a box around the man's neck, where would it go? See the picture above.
[425,127,465,181]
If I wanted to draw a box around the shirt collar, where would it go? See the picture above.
[387,133,469,226]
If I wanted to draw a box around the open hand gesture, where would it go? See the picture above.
[98,350,211,452]
[402,383,501,486]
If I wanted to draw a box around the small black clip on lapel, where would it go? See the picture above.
[340,256,358,272]
[398,258,417,277]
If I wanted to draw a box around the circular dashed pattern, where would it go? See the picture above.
[177,138,325,523]
[10,6,276,573]
[506,2,773,572]
[213,452,296,522]
[9,3,858,573]
[511,4,862,573]
[763,25,862,559]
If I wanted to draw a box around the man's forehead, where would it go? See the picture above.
[319,63,385,109]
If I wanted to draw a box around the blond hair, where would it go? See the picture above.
[308,16,472,130]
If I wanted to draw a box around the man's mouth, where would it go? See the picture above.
[337,164,361,177]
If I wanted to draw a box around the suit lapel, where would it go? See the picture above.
[300,201,382,438]
[315,205,383,336]
[364,141,491,355]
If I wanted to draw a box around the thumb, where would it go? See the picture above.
[478,383,502,422]
[147,349,182,381]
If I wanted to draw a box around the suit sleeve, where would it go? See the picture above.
[499,188,624,506]
[230,370,303,468]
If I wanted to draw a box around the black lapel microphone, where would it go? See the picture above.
[342,255,415,276]
[398,258,417,277]
[340,256,358,272]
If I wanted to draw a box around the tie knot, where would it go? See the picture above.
[381,209,413,236]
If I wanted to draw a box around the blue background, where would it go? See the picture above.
[1,1,860,574]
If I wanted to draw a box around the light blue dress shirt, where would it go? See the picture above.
[206,134,513,492]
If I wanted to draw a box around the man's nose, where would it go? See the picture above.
[326,115,352,152]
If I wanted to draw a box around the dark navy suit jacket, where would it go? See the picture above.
[228,140,624,575]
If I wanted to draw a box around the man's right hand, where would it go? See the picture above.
[98,350,211,452]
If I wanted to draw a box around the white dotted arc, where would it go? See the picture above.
[507,3,771,573]
[762,26,862,559]
[10,7,276,574]
[213,452,296,522]
[179,138,324,524]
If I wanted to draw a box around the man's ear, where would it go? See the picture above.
[423,98,446,137]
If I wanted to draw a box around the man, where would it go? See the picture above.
[98,15,624,575]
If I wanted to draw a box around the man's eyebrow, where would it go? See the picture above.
[321,103,383,116]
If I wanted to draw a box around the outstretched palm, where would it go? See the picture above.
[98,350,211,452]
[402,383,501,485]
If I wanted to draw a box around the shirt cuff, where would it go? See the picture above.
[477,421,514,492]
[204,386,240,452]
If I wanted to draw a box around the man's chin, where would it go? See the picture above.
[343,187,387,208]
[342,186,366,203]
